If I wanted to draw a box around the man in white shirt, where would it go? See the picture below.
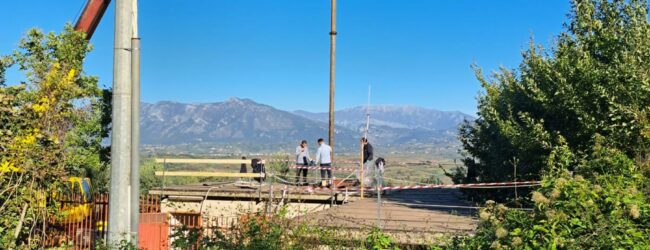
[295,140,311,184]
[315,138,333,187]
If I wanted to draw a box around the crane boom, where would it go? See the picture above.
[74,0,112,40]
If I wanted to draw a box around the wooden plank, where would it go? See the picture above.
[154,158,253,164]
[147,189,345,202]
[154,171,263,178]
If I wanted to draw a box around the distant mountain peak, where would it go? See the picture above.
[153,100,182,105]
[225,97,254,104]
[294,105,474,131]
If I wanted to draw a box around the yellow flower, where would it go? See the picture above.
[43,63,61,88]
[511,237,522,246]
[496,204,508,213]
[550,189,561,199]
[50,135,60,144]
[495,227,508,239]
[66,68,76,82]
[32,103,45,113]
[0,160,20,173]
[479,210,491,221]
[593,185,602,193]
[19,134,36,145]
[630,205,640,219]
[545,210,557,220]
[32,97,51,114]
[532,191,550,205]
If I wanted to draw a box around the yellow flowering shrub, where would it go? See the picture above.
[0,24,109,247]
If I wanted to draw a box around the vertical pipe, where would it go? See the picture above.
[376,162,382,229]
[328,0,336,153]
[75,191,78,246]
[361,86,370,199]
[130,36,140,244]
[65,202,70,246]
[101,194,105,242]
[130,0,141,242]
[84,198,89,250]
[360,143,364,199]
[109,0,132,244]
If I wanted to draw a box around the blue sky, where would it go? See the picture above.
[1,1,570,115]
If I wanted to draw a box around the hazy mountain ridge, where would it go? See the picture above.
[141,98,355,145]
[140,98,474,150]
[294,105,474,131]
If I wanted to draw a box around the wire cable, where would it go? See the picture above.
[383,201,534,211]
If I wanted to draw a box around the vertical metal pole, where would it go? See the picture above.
[328,0,336,152]
[267,180,271,214]
[130,0,140,243]
[361,86,370,199]
[376,163,381,229]
[109,0,133,244]
[365,85,371,138]
[360,142,364,199]
[330,185,334,207]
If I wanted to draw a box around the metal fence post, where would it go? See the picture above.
[376,161,382,229]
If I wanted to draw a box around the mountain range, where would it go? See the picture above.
[294,105,472,133]
[140,97,474,153]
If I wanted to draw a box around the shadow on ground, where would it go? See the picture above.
[383,189,477,216]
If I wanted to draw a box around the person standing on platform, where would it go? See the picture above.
[315,138,333,187]
[295,140,311,185]
[361,137,374,164]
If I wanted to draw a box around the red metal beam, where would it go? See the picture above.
[74,0,111,40]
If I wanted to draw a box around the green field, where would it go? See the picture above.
[140,153,464,193]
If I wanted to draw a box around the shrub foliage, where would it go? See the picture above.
[457,0,650,200]
[0,25,109,247]
[452,0,650,248]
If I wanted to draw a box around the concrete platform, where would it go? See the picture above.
[299,188,479,245]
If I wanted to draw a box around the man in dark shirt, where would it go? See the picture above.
[361,137,373,164]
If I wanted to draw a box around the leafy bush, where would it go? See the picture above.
[0,24,109,248]
[170,207,314,250]
[365,227,400,250]
[94,239,141,250]
[266,153,291,176]
[458,0,650,202]
[448,142,650,249]
[450,0,650,248]
[139,159,163,194]
[168,206,403,249]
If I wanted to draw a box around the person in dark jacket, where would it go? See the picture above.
[361,137,374,164]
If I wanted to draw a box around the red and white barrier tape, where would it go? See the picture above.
[301,180,540,193]
[379,180,541,191]
[266,159,361,165]
[289,165,357,172]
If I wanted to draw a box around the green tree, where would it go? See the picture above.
[0,24,109,247]
[139,159,163,194]
[458,0,650,201]
[448,0,650,248]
